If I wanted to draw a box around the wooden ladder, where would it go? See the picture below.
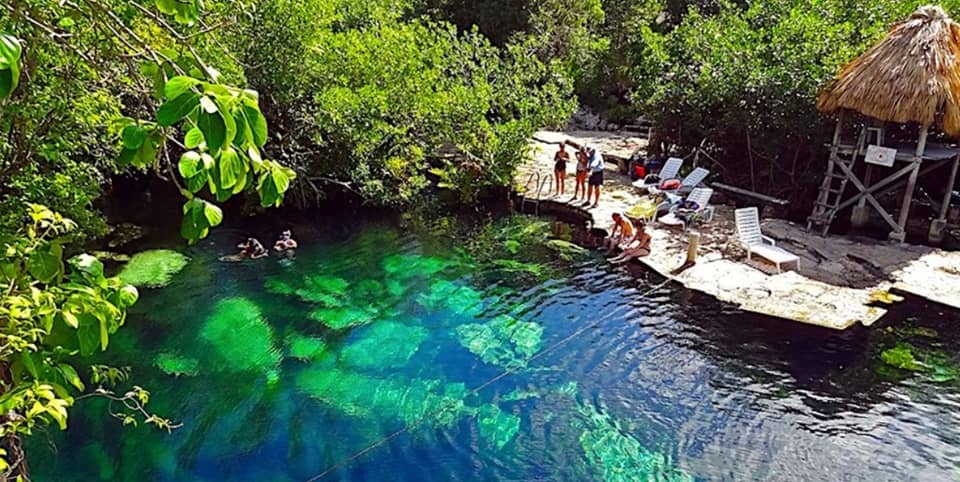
[807,129,865,235]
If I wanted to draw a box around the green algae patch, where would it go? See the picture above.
[417,279,484,315]
[340,321,428,370]
[200,298,281,374]
[877,342,959,383]
[119,249,189,288]
[895,326,939,339]
[869,290,903,305]
[546,239,589,261]
[881,343,926,372]
[155,352,199,377]
[286,333,327,361]
[477,404,520,449]
[456,315,543,369]
[579,404,694,482]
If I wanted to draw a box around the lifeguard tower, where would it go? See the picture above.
[811,5,960,243]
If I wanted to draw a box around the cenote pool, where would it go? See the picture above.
[28,213,960,481]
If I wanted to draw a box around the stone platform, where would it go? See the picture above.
[519,131,960,330]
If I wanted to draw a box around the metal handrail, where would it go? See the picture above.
[519,171,541,214]
[523,171,540,192]
[533,175,552,215]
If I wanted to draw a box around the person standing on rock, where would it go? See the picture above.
[584,145,604,208]
[553,143,569,196]
[573,146,589,201]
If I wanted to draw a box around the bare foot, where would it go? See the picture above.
[591,203,599,209]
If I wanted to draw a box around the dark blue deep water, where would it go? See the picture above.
[28,214,960,481]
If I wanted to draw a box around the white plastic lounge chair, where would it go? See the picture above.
[659,188,715,230]
[649,167,710,195]
[632,157,683,189]
[735,207,800,274]
[678,167,710,189]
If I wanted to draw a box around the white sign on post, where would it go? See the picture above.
[865,145,897,167]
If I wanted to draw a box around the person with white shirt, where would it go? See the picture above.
[584,146,604,208]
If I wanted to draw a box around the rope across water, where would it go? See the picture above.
[303,277,674,482]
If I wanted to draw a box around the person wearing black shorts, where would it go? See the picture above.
[584,146,604,208]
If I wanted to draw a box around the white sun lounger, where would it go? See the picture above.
[659,188,715,230]
[632,157,683,189]
[648,167,711,195]
[735,207,799,274]
[679,167,710,189]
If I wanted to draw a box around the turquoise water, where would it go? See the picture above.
[28,214,960,481]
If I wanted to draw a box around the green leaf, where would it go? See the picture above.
[20,352,38,379]
[178,151,203,178]
[58,364,84,391]
[217,147,244,189]
[199,95,218,114]
[61,311,79,329]
[117,285,139,307]
[180,198,209,242]
[157,92,200,126]
[180,198,220,243]
[0,34,21,99]
[76,314,100,356]
[27,246,62,283]
[217,98,238,148]
[243,103,268,147]
[117,147,138,167]
[198,110,227,151]
[121,125,146,149]
[132,137,157,169]
[155,0,178,14]
[184,127,204,149]
[164,75,200,100]
[203,201,223,227]
[69,254,104,281]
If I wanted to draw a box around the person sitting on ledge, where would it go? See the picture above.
[604,213,635,254]
[609,220,651,264]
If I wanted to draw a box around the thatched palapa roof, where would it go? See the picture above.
[818,5,960,136]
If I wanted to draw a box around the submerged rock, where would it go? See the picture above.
[456,315,544,369]
[578,403,694,482]
[200,297,281,375]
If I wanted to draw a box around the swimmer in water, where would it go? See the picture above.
[238,237,269,259]
[274,230,298,252]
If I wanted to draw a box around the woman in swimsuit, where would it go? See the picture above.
[573,147,588,201]
[609,220,651,264]
[554,144,569,196]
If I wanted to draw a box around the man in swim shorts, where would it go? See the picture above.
[584,146,604,208]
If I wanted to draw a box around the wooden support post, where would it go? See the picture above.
[686,231,700,264]
[851,164,873,228]
[929,154,960,244]
[939,155,959,221]
[892,125,929,243]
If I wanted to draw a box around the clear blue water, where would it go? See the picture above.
[27,214,960,481]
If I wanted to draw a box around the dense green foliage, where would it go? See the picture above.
[576,0,960,201]
[1,1,292,243]
[0,205,171,476]
[241,0,575,205]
